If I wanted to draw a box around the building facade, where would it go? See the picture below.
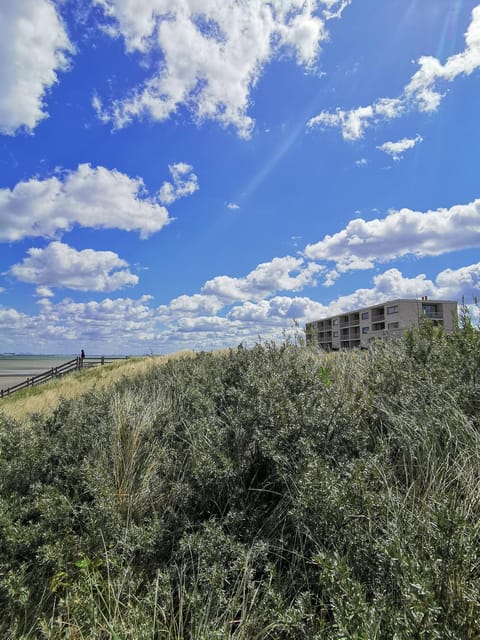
[305,298,458,350]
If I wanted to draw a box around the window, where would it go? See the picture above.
[333,331,339,337]
[362,327,369,334]
[423,303,439,317]
[361,311,369,320]
[388,322,399,329]
[387,305,398,314]
[333,319,339,325]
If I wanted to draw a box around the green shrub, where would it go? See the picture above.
[1,325,480,638]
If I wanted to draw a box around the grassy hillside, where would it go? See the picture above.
[0,352,196,422]
[0,317,479,638]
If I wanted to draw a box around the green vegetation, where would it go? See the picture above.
[1,353,196,423]
[1,316,480,638]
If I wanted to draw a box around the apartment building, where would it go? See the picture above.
[305,298,458,350]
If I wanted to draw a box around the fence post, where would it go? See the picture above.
[101,356,105,365]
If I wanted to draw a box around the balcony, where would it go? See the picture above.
[349,313,360,326]
[371,310,385,322]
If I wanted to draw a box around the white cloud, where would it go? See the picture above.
[10,241,138,292]
[29,295,158,352]
[158,162,199,205]
[305,197,480,271]
[2,262,480,354]
[435,262,480,300]
[223,262,480,328]
[93,0,332,136]
[177,315,231,333]
[225,272,435,329]
[228,296,328,324]
[308,5,480,139]
[158,293,224,317]
[0,0,73,134]
[321,0,352,20]
[0,164,170,242]
[322,269,339,287]
[226,202,240,210]
[377,135,423,161]
[309,105,376,140]
[36,286,54,298]
[324,264,480,316]
[355,158,368,167]
[202,256,323,302]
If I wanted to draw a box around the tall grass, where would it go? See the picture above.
[0,351,196,422]
[0,319,479,638]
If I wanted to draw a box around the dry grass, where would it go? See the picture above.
[0,351,196,423]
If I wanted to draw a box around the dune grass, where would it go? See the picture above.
[0,351,196,422]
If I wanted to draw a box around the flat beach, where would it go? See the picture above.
[0,356,74,392]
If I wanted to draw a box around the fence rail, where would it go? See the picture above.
[0,356,128,399]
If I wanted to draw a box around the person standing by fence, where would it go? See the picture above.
[80,349,85,367]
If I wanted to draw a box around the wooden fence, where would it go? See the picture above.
[0,356,128,399]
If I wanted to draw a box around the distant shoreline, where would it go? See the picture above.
[0,356,76,392]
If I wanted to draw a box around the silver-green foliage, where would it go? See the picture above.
[0,319,479,638]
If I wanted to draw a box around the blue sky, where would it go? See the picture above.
[1,0,480,354]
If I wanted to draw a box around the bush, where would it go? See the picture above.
[0,324,480,638]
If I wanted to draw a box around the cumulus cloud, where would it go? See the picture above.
[322,269,339,287]
[158,293,224,317]
[435,262,480,299]
[323,264,480,317]
[225,271,436,329]
[222,262,480,329]
[10,241,138,292]
[228,296,328,324]
[226,202,240,210]
[377,135,423,161]
[0,164,170,242]
[305,197,480,271]
[242,264,478,326]
[29,295,158,352]
[36,286,54,298]
[0,0,73,134]
[2,262,479,354]
[202,256,323,302]
[308,5,480,139]
[177,315,231,333]
[93,0,331,136]
[158,163,199,205]
[0,307,36,349]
